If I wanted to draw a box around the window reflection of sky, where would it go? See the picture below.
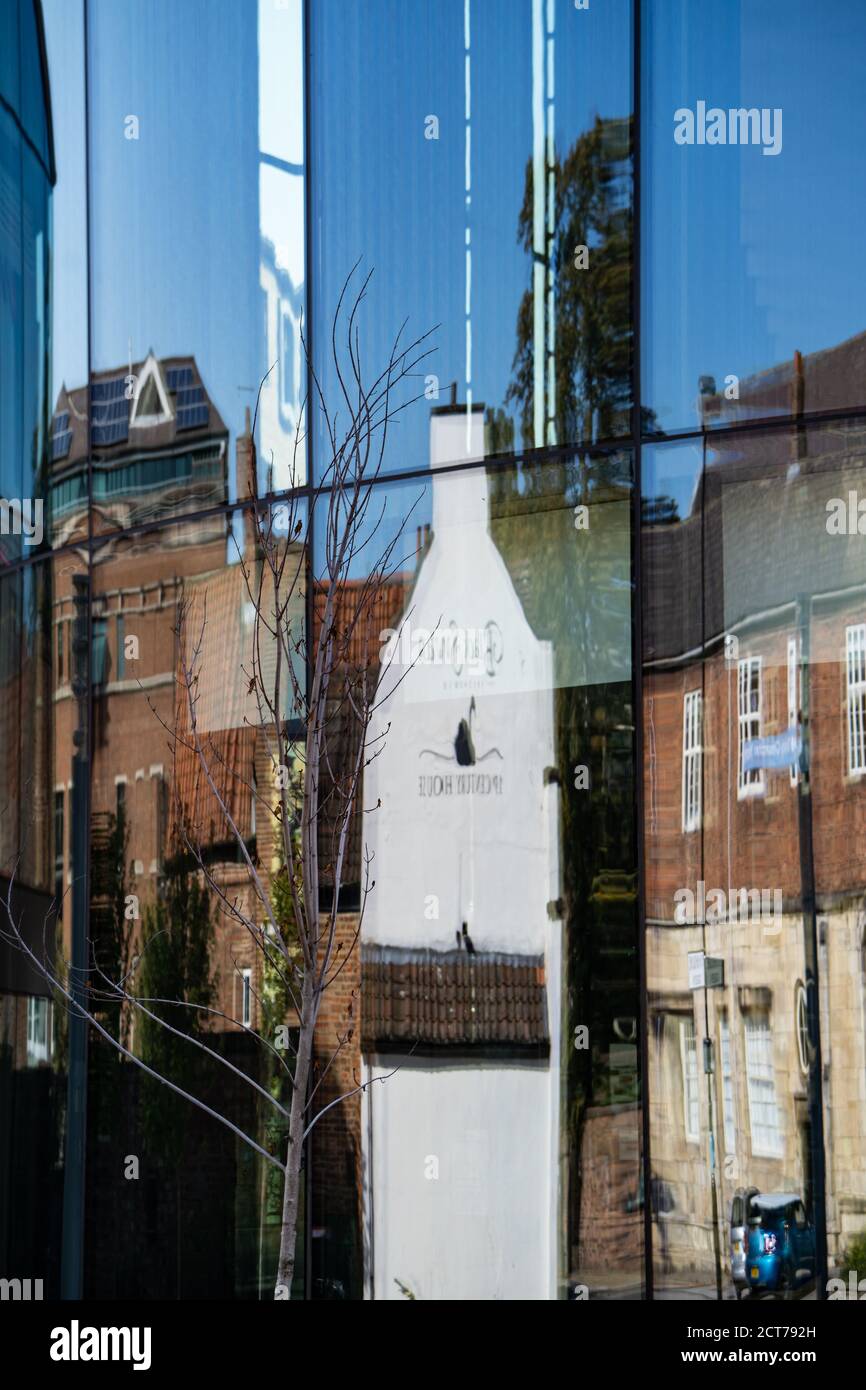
[42,0,866,487]
[46,0,306,500]
[312,0,631,475]
[645,0,866,433]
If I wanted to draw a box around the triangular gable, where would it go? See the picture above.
[130,354,173,428]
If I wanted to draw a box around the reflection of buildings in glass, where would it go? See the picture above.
[50,357,231,992]
[258,237,305,491]
[644,334,866,1287]
[0,1,66,1296]
[359,406,561,1299]
[50,354,228,543]
[1,0,55,1083]
[168,491,307,1036]
[11,0,866,1303]
[256,0,306,490]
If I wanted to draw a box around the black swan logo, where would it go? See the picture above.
[419,697,503,767]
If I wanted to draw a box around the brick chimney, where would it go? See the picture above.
[236,406,259,560]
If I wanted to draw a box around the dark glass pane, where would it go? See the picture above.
[22,142,50,530]
[0,0,20,115]
[311,0,633,479]
[0,108,23,529]
[19,0,50,168]
[642,0,866,435]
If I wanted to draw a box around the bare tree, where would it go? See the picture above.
[2,268,434,1300]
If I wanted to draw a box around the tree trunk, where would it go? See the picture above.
[274,992,314,1299]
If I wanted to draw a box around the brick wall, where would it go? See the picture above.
[310,910,362,1298]
[644,603,866,921]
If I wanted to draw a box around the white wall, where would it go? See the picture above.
[364,1056,553,1301]
[365,457,556,957]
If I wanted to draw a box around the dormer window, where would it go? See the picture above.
[130,354,173,428]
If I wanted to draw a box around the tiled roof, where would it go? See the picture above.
[313,574,413,895]
[312,574,413,671]
[362,945,549,1052]
[644,329,866,665]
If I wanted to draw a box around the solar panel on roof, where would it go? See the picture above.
[91,391,130,448]
[176,385,204,408]
[92,398,129,426]
[167,366,194,390]
[52,430,72,461]
[176,403,209,431]
[92,420,129,447]
[90,376,127,403]
[52,411,70,436]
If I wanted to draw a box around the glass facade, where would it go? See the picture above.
[1,0,866,1305]
[310,0,633,472]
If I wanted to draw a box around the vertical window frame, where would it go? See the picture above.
[241,968,252,1029]
[787,635,800,786]
[681,688,702,833]
[744,1012,783,1160]
[26,996,51,1067]
[719,1014,736,1157]
[737,655,764,798]
[680,1016,700,1144]
[846,623,866,776]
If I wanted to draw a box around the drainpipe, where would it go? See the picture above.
[796,592,828,1295]
[817,918,835,1268]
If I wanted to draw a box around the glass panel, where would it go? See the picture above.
[17,560,53,892]
[0,0,20,115]
[20,0,50,169]
[0,4,55,550]
[308,439,638,1298]
[22,142,50,535]
[642,0,866,435]
[643,420,866,1298]
[86,0,306,533]
[0,558,66,1299]
[311,0,633,478]
[0,108,24,527]
[83,504,306,1298]
[41,0,87,551]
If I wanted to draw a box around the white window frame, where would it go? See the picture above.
[737,656,765,798]
[796,984,810,1076]
[846,624,866,776]
[718,1014,736,1156]
[680,1017,700,1143]
[787,636,800,786]
[681,689,703,832]
[744,1012,784,1159]
[130,353,173,429]
[26,996,51,1067]
[241,968,252,1029]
